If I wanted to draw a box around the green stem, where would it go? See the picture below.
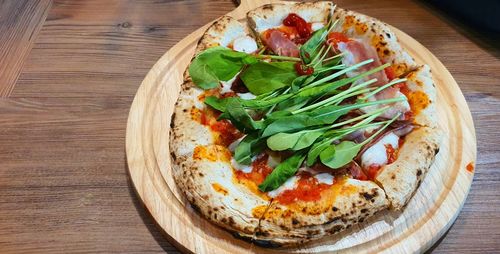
[256,54,302,62]
[293,78,377,114]
[360,78,407,100]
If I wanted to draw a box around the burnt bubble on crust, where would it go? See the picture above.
[231,232,282,248]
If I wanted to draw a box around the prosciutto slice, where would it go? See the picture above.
[338,40,389,86]
[263,29,300,57]
[337,39,410,119]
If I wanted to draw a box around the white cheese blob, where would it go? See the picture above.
[232,35,258,53]
[314,173,335,185]
[311,22,325,31]
[267,154,281,168]
[267,176,299,198]
[220,74,239,94]
[228,136,245,152]
[237,92,256,100]
[361,132,399,168]
[231,156,255,174]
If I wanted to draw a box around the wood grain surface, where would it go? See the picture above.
[0,0,498,253]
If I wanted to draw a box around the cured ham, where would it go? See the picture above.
[336,38,410,119]
[263,29,300,57]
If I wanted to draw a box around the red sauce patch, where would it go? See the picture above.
[385,144,397,164]
[275,172,332,205]
[235,154,273,185]
[466,162,475,173]
[366,164,381,180]
[191,106,243,146]
[282,13,312,43]
[327,32,350,50]
[294,62,314,75]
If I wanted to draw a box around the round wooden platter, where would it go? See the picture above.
[126,0,476,253]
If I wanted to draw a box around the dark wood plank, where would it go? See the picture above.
[0,97,178,253]
[11,0,237,98]
[0,0,52,97]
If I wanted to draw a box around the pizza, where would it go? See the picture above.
[169,1,441,247]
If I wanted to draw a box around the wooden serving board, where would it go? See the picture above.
[126,0,476,253]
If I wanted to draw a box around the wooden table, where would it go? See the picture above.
[0,0,498,253]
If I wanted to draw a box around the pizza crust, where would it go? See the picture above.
[375,127,441,210]
[404,64,438,128]
[195,15,253,54]
[253,178,388,246]
[333,8,418,77]
[247,1,334,42]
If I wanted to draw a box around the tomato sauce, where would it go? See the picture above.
[262,13,313,45]
[366,164,381,180]
[385,144,397,164]
[327,32,350,50]
[234,154,273,185]
[275,172,332,205]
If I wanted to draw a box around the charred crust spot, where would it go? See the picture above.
[362,192,374,200]
[262,4,274,10]
[202,195,209,200]
[328,225,344,234]
[332,206,338,212]
[341,218,347,223]
[213,207,218,211]
[346,224,351,229]
[386,33,391,38]
[190,203,201,213]
[359,218,365,223]
[252,239,281,248]
[207,210,212,215]
[221,217,227,223]
[228,217,235,225]
[361,208,368,213]
[302,207,307,212]
[417,169,422,176]
[170,151,177,161]
[292,218,299,225]
[435,147,440,155]
[383,49,390,55]
[307,230,319,236]
[328,216,341,223]
[198,172,204,177]
[255,230,270,237]
[391,174,396,180]
[214,213,217,219]
[170,113,176,128]
[371,199,376,203]
[182,108,188,113]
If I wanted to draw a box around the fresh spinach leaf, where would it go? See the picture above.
[188,47,250,89]
[258,153,306,192]
[234,133,265,165]
[300,26,329,64]
[224,100,264,132]
[240,61,298,95]
[320,141,360,169]
[267,128,326,151]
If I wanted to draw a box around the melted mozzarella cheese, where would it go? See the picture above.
[220,74,239,94]
[228,136,244,152]
[311,22,325,31]
[232,35,258,53]
[361,132,399,168]
[267,176,298,198]
[237,92,256,100]
[267,154,281,168]
[314,173,334,185]
[231,157,255,174]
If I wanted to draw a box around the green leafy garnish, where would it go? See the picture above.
[240,61,299,95]
[258,152,306,192]
[188,47,251,89]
